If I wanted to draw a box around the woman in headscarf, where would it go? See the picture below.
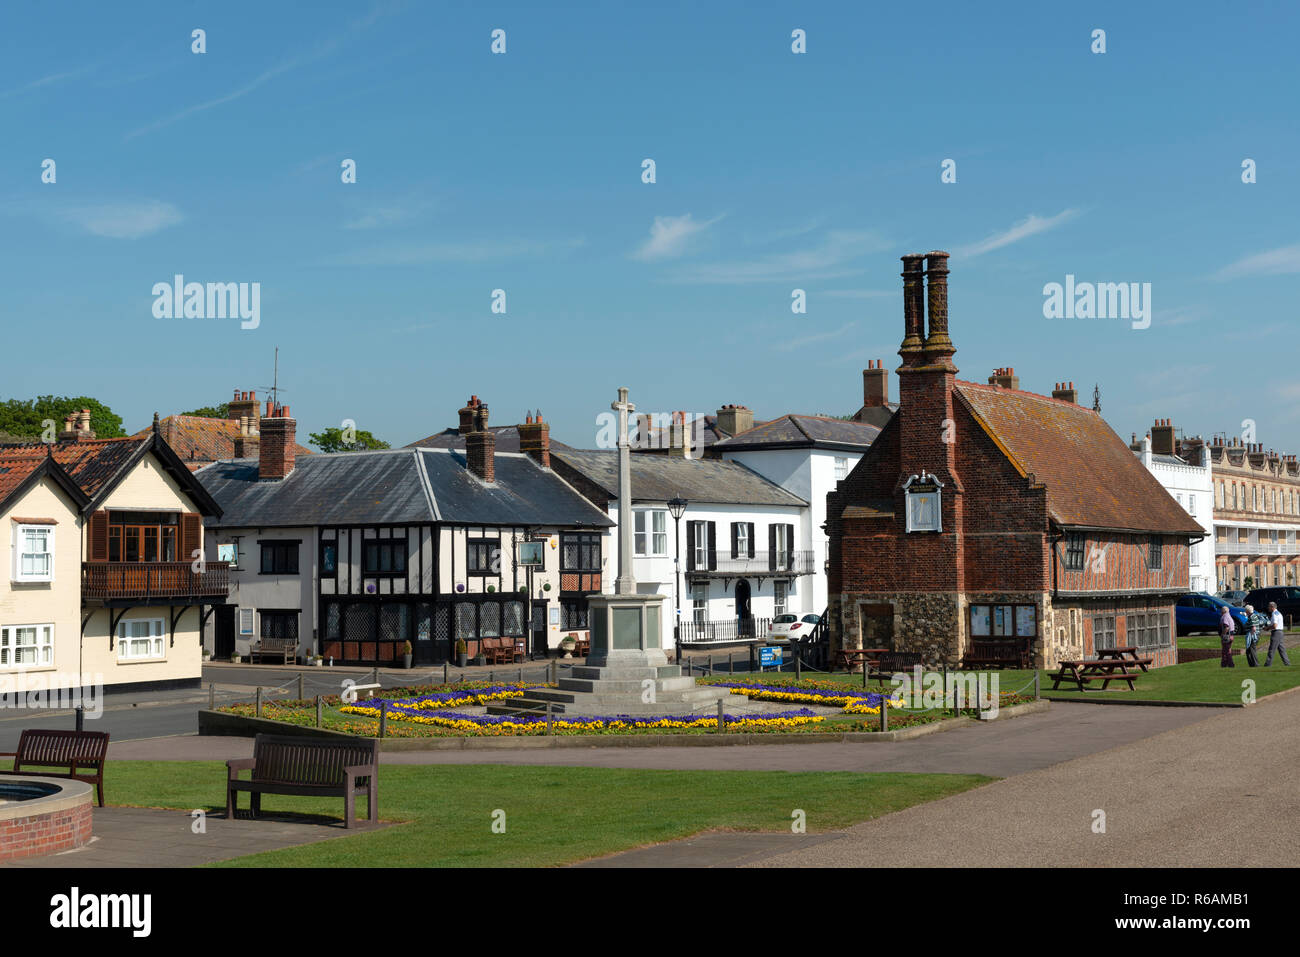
[1219,603,1237,668]
[1243,604,1267,667]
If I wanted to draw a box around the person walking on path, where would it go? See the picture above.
[1244,604,1267,667]
[1265,602,1291,667]
[1219,604,1237,668]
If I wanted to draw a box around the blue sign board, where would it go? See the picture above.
[758,645,782,668]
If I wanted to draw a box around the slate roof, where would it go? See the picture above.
[713,414,881,452]
[956,382,1204,535]
[404,424,576,454]
[198,448,614,529]
[133,415,313,469]
[551,450,807,507]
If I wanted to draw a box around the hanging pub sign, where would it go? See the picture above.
[517,541,545,566]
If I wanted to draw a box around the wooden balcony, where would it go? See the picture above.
[82,561,230,602]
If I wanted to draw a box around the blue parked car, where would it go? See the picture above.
[1176,593,1249,637]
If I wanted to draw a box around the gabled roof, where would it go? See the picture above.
[551,450,807,507]
[955,382,1203,535]
[198,448,614,529]
[714,414,881,452]
[0,435,222,517]
[132,415,313,468]
[0,450,91,514]
[403,424,576,454]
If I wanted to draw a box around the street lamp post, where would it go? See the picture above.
[668,497,688,664]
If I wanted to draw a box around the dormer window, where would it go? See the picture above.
[902,472,943,533]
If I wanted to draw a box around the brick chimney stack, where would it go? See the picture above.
[518,410,551,469]
[228,389,260,425]
[58,408,95,442]
[988,367,1020,390]
[897,254,926,369]
[920,251,955,370]
[258,405,296,480]
[465,400,495,483]
[715,404,753,438]
[458,396,482,435]
[1151,418,1176,457]
[862,360,889,408]
[1051,381,1078,404]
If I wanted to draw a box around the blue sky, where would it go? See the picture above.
[2,0,1297,451]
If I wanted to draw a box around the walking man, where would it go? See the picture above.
[1265,601,1291,667]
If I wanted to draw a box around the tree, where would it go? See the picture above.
[0,396,125,439]
[308,427,390,453]
[1243,576,1255,591]
[180,403,230,418]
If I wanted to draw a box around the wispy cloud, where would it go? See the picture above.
[632,213,723,261]
[774,322,857,352]
[55,200,183,239]
[330,237,584,266]
[0,66,96,100]
[344,193,438,230]
[124,51,326,140]
[955,209,1080,259]
[1214,244,1300,281]
[670,229,890,284]
[124,5,395,140]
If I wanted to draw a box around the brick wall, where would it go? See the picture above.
[0,800,92,862]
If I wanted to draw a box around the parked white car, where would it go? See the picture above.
[769,613,821,642]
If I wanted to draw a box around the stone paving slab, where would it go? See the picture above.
[0,807,389,868]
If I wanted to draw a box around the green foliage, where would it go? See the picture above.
[0,396,125,439]
[180,403,230,418]
[1243,577,1255,591]
[308,426,390,453]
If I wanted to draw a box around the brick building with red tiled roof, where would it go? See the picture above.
[826,252,1204,670]
[132,390,313,470]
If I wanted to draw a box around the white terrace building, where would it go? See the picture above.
[550,450,811,651]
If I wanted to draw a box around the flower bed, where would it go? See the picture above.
[701,679,903,713]
[337,702,823,735]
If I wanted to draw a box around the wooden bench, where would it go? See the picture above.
[250,636,297,665]
[0,728,110,807]
[961,639,1031,670]
[869,651,926,683]
[479,637,520,664]
[226,734,378,828]
[835,647,888,673]
[1049,659,1144,692]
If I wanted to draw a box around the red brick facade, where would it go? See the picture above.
[826,252,1202,669]
[0,799,92,862]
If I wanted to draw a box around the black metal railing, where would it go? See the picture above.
[686,550,814,576]
[677,617,773,644]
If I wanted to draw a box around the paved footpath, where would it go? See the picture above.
[729,691,1300,868]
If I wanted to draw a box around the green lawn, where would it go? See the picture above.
[750,657,1300,705]
[96,761,990,867]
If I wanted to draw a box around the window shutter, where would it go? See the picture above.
[785,524,794,569]
[730,523,739,559]
[747,523,755,558]
[181,513,202,563]
[686,521,697,571]
[768,525,776,571]
[707,522,717,570]
[89,510,109,562]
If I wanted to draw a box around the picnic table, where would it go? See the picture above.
[835,647,888,672]
[1049,658,1146,692]
[1095,646,1154,672]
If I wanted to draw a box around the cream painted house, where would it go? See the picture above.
[1,419,226,696]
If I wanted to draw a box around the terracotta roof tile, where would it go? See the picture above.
[955,381,1203,535]
[132,416,313,465]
